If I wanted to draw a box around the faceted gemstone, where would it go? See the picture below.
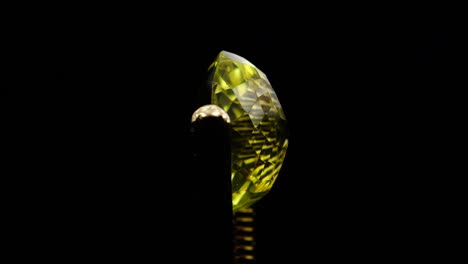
[208,51,288,211]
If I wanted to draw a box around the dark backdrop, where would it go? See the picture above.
[16,10,457,263]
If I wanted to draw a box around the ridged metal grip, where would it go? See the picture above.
[233,207,256,264]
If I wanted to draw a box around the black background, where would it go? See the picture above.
[11,7,459,263]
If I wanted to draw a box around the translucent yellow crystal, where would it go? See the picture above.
[208,51,289,211]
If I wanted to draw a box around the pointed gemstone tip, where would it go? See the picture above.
[219,50,254,67]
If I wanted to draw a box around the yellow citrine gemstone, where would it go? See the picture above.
[208,51,289,211]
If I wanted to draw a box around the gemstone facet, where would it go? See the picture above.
[208,51,288,211]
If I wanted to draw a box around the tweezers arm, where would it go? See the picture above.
[190,105,233,264]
